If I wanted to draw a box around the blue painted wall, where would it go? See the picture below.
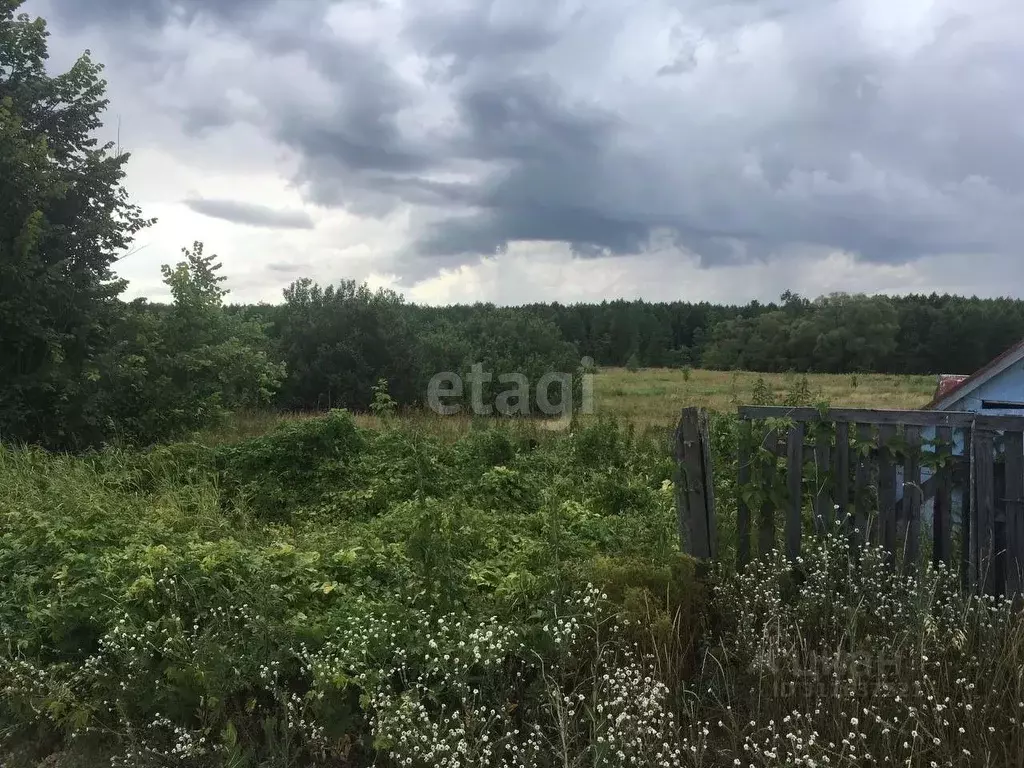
[895,362,1024,531]
[936,359,1024,416]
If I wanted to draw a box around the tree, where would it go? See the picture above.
[0,2,151,448]
[150,242,284,437]
[274,278,422,411]
[810,294,899,374]
[453,308,581,414]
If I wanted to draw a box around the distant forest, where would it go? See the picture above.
[390,289,1021,376]
[225,285,1024,414]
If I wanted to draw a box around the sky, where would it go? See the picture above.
[23,0,1024,306]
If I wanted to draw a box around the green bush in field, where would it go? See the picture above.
[214,409,365,520]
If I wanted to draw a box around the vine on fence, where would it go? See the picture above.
[734,407,961,528]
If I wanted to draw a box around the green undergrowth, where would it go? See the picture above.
[4,411,1023,767]
[0,411,698,766]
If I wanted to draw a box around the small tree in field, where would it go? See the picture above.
[370,377,397,419]
[625,352,641,373]
[145,242,285,438]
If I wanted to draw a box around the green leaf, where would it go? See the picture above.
[223,720,238,748]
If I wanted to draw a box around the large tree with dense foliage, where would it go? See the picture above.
[0,1,151,448]
[273,279,423,411]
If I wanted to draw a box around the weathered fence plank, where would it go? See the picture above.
[786,424,804,561]
[973,428,996,594]
[933,426,953,568]
[962,442,973,592]
[903,426,923,573]
[813,435,832,534]
[673,408,715,559]
[700,409,718,558]
[853,423,871,552]
[737,420,752,568]
[878,425,898,565]
[835,422,850,529]
[759,429,778,558]
[737,406,1024,431]
[1004,431,1024,596]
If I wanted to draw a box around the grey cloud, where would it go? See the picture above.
[184,198,315,230]
[42,0,283,28]
[402,3,570,81]
[37,0,1024,282]
[266,261,310,273]
[657,56,696,77]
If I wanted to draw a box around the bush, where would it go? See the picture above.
[214,409,365,519]
[0,416,691,766]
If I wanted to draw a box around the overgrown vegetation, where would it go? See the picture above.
[2,413,1022,767]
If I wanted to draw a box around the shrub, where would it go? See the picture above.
[214,409,365,519]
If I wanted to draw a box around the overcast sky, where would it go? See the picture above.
[25,0,1024,305]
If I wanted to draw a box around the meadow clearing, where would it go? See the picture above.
[203,368,939,444]
[4,368,1022,768]
[591,367,936,424]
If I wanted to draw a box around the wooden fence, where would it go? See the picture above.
[674,405,1024,596]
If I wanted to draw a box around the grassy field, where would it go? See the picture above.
[595,367,937,424]
[201,368,939,444]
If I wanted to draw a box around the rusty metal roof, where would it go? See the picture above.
[923,338,1024,410]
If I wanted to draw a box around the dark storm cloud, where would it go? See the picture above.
[184,198,315,230]
[42,0,281,27]
[33,0,1024,278]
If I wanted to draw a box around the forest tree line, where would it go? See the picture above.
[4,3,1024,451]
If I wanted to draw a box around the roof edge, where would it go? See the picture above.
[923,339,1024,411]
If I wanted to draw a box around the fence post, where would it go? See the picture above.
[674,407,716,560]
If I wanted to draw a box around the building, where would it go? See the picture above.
[906,340,1024,528]
[923,339,1024,415]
